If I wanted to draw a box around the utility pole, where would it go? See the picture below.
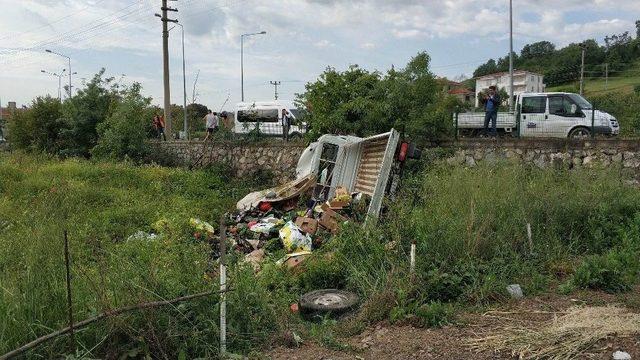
[509,0,514,111]
[157,1,178,138]
[579,43,586,96]
[45,50,72,98]
[604,63,609,90]
[270,80,281,100]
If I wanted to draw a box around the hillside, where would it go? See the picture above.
[548,61,640,96]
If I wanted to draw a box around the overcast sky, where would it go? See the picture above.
[0,0,638,110]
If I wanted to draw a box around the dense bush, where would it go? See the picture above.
[7,96,64,152]
[92,83,154,160]
[297,52,462,142]
[571,249,639,293]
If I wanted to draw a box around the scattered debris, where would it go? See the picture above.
[126,231,159,242]
[244,249,265,271]
[613,351,632,360]
[506,284,524,299]
[299,289,359,318]
[190,218,214,234]
[276,251,312,269]
[280,221,313,252]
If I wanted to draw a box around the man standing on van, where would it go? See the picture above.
[483,85,501,137]
[203,110,219,142]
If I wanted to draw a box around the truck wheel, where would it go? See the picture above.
[299,289,359,317]
[568,127,590,139]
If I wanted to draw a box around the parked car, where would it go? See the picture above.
[234,101,306,137]
[457,92,619,139]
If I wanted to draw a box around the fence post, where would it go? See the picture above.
[219,215,227,357]
[454,108,459,141]
[515,103,521,138]
[591,103,596,139]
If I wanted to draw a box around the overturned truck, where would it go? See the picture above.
[237,129,420,221]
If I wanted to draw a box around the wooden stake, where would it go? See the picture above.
[410,239,416,275]
[63,230,75,353]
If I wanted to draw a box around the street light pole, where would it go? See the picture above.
[174,23,188,140]
[509,0,514,111]
[46,49,72,98]
[240,31,267,102]
[41,69,66,102]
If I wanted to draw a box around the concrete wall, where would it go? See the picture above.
[157,140,306,182]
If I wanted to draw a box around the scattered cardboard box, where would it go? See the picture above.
[295,217,319,235]
[319,203,348,233]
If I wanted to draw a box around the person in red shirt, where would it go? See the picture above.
[152,115,167,141]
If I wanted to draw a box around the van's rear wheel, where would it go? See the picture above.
[568,127,591,139]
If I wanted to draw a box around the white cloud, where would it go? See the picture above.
[314,39,333,48]
[361,42,376,49]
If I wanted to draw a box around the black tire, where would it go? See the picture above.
[289,132,303,140]
[299,289,359,317]
[568,127,591,139]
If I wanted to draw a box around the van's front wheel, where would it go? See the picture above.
[568,127,591,139]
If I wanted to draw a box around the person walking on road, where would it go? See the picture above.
[483,85,501,137]
[203,110,219,142]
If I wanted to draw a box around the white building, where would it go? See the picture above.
[475,70,545,108]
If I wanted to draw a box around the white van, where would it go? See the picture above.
[234,101,306,137]
[457,92,620,138]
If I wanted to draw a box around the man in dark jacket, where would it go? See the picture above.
[483,85,501,137]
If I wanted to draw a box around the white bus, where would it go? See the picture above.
[234,101,306,137]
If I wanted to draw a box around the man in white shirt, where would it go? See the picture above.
[203,110,219,142]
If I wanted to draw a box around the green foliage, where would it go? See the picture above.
[92,83,153,161]
[588,91,640,137]
[414,301,455,328]
[60,69,120,157]
[571,249,640,293]
[297,52,456,142]
[7,96,64,152]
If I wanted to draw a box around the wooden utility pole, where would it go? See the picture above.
[270,81,281,100]
[158,0,178,138]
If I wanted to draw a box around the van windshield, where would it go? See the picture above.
[566,94,592,110]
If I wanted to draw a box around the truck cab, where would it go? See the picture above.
[518,92,619,138]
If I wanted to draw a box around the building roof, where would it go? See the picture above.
[448,88,474,95]
[475,70,543,80]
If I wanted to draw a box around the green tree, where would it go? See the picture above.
[60,69,118,157]
[92,83,153,161]
[297,52,455,141]
[7,96,64,152]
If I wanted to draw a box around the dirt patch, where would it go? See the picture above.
[265,289,640,359]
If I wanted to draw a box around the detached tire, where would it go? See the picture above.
[299,289,359,318]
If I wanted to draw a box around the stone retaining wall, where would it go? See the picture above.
[157,140,306,182]
[442,139,640,171]
[157,139,640,183]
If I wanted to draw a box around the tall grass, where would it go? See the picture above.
[0,152,254,357]
[2,153,639,357]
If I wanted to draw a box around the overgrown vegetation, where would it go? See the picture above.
[2,154,640,358]
[297,52,462,142]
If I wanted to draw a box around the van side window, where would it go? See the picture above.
[521,96,546,114]
[549,96,579,117]
[237,109,279,123]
